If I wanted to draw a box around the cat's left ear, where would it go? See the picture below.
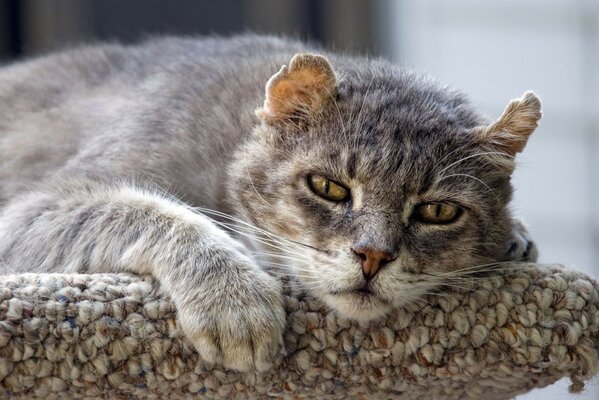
[474,91,542,157]
[256,53,338,124]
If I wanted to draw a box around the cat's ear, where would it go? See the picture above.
[256,53,338,124]
[474,91,542,156]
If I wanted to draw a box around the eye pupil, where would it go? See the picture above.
[415,202,460,224]
[308,174,349,202]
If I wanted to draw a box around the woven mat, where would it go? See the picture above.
[0,264,598,399]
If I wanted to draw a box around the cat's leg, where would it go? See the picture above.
[504,218,538,262]
[0,180,285,371]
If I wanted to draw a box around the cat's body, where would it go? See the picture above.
[0,35,539,371]
[0,36,304,208]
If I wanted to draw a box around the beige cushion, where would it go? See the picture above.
[0,264,597,399]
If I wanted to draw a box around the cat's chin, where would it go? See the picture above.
[323,291,393,323]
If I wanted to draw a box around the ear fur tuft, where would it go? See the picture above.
[256,53,337,124]
[476,91,542,156]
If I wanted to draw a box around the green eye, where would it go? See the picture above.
[415,202,461,224]
[308,174,349,202]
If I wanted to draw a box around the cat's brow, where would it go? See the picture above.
[439,151,514,175]
[346,152,358,178]
[353,75,376,149]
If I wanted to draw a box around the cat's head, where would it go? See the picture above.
[229,53,541,322]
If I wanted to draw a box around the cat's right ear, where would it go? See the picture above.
[256,53,338,125]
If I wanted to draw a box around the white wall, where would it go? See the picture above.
[379,0,599,398]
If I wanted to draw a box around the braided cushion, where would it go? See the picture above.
[0,264,598,399]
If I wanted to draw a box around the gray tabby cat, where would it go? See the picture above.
[0,35,540,372]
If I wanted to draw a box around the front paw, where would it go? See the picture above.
[504,219,538,262]
[176,254,286,372]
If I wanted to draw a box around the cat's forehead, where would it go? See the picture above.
[308,77,484,168]
[336,73,482,135]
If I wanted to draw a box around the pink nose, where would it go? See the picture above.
[352,246,396,280]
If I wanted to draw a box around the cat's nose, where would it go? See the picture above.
[352,246,396,280]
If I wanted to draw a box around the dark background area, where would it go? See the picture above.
[0,0,383,62]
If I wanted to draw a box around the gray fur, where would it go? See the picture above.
[0,35,537,371]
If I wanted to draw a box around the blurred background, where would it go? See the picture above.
[0,0,597,398]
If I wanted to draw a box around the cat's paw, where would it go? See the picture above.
[176,252,286,372]
[504,219,538,262]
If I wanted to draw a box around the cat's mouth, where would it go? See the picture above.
[331,284,383,301]
[330,282,372,295]
[349,286,376,298]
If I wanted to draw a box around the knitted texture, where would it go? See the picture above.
[0,264,598,399]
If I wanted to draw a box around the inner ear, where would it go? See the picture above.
[256,53,338,124]
[474,91,542,156]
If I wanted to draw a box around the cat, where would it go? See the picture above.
[0,35,540,372]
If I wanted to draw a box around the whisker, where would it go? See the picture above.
[433,259,524,276]
[209,220,309,258]
[439,151,514,175]
[436,282,477,291]
[406,275,476,292]
[437,173,495,194]
[194,207,311,254]
[251,253,313,266]
[445,265,523,277]
[419,291,457,299]
[265,269,319,281]
[258,261,314,273]
[219,222,304,251]
[433,141,476,171]
[196,207,319,253]
[403,294,431,311]
[438,267,517,277]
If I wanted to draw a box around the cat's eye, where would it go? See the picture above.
[414,202,461,224]
[308,174,349,202]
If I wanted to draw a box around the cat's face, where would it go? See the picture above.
[230,54,541,322]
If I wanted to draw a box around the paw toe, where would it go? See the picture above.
[221,340,254,372]
[191,334,221,366]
